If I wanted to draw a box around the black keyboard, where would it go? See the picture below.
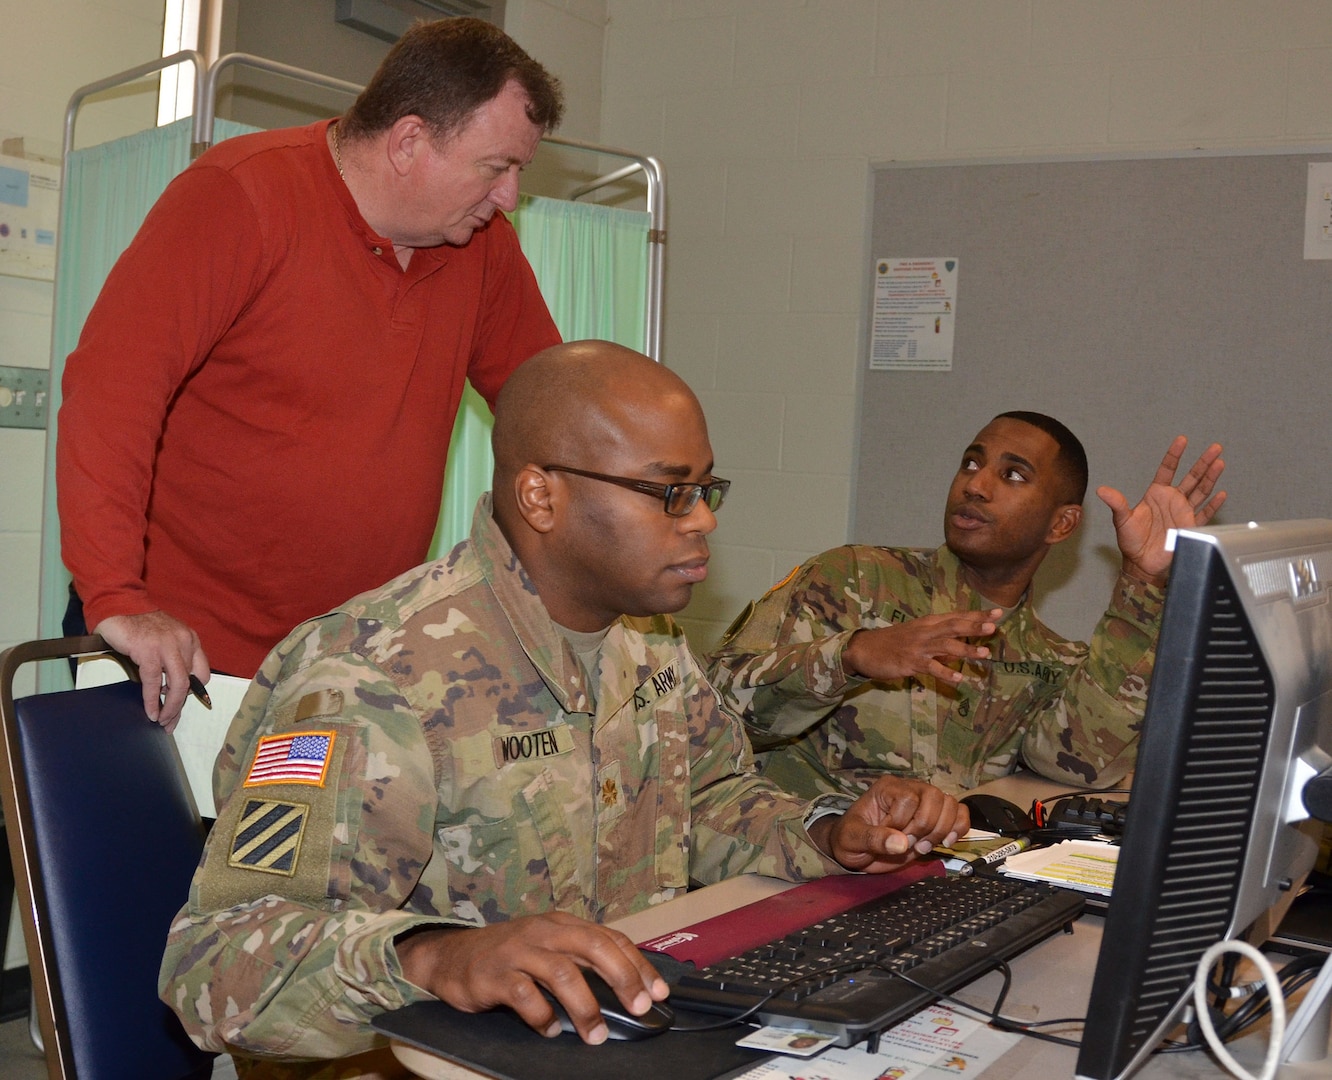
[669,873,1084,1049]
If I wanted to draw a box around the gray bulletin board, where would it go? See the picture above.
[854,151,1332,640]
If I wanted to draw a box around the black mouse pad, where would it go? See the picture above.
[372,1000,769,1080]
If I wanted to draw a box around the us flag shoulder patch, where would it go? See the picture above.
[228,799,309,876]
[243,730,336,787]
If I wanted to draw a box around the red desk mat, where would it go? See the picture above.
[639,859,945,968]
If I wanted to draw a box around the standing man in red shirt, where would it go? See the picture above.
[57,18,564,727]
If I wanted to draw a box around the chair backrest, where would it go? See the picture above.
[0,636,216,1080]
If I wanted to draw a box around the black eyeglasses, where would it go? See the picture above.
[543,465,730,517]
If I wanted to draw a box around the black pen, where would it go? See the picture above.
[958,835,1031,876]
[188,674,213,709]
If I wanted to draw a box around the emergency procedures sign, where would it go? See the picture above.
[869,257,957,371]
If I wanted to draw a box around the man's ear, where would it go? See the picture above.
[513,465,557,534]
[1046,503,1083,546]
[385,115,428,177]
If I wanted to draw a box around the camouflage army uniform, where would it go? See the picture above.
[160,497,844,1077]
[706,544,1162,799]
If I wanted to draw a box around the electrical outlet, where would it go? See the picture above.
[0,365,50,429]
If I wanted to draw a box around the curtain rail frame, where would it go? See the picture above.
[40,50,666,653]
[59,51,665,360]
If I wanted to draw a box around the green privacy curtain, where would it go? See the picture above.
[37,118,259,689]
[428,193,651,559]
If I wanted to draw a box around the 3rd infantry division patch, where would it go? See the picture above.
[229,799,309,876]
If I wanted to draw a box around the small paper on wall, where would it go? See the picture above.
[869,257,957,372]
[0,153,59,281]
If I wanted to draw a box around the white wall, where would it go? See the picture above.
[503,0,612,198]
[216,0,392,128]
[0,1,163,692]
[599,0,1332,649]
[0,0,163,974]
[507,0,606,142]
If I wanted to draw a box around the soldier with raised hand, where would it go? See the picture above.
[160,340,967,1077]
[707,412,1227,799]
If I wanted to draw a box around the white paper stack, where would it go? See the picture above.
[998,839,1118,897]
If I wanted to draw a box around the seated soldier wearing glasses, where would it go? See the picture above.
[706,412,1227,799]
[160,340,968,1077]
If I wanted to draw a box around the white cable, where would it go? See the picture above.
[1192,939,1286,1080]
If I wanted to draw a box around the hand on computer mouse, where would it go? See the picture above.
[393,911,669,1044]
[541,969,674,1042]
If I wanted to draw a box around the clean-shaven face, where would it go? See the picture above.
[943,417,1071,572]
[404,80,544,247]
[548,391,721,631]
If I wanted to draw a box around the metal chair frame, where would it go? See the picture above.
[0,636,215,1080]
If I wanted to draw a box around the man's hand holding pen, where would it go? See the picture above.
[93,609,211,731]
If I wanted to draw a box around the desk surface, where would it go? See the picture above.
[392,773,1328,1080]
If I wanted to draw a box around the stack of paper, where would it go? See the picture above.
[998,839,1118,896]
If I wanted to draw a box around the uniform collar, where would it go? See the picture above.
[471,495,599,715]
[934,544,1031,627]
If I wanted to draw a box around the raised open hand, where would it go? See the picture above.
[1096,436,1226,586]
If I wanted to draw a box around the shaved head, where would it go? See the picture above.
[493,340,701,527]
[491,339,720,630]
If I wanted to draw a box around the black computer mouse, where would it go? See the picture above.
[960,792,1035,836]
[542,970,674,1041]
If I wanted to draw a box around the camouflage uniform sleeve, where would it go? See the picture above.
[159,629,454,1063]
[680,650,845,884]
[1020,571,1164,788]
[706,550,869,744]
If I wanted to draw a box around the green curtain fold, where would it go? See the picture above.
[429,193,650,559]
[39,124,650,686]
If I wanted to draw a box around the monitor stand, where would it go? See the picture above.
[1273,870,1332,1064]
[1282,951,1332,1065]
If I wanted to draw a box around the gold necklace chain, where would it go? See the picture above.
[331,121,345,181]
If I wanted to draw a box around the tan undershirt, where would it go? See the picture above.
[552,621,611,682]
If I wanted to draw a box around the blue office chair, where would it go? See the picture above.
[0,636,217,1080]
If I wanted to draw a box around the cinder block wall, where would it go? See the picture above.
[599,0,1332,648]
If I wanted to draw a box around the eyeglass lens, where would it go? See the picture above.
[665,481,728,516]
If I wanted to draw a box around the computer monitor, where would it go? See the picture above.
[1075,519,1332,1080]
